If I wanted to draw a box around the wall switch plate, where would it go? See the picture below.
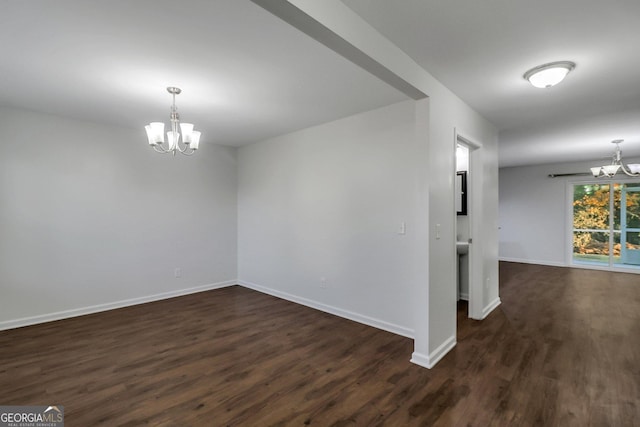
[436,223,441,239]
[174,267,182,278]
[320,276,327,288]
[398,222,406,235]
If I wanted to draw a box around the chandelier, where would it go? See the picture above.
[590,140,640,178]
[144,87,201,156]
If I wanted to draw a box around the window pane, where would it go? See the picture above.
[613,182,640,269]
[613,183,640,230]
[573,184,610,263]
[623,183,640,229]
[613,231,640,268]
[573,184,610,232]
[613,232,621,265]
[573,231,609,265]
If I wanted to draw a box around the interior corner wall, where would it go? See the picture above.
[250,0,500,367]
[0,107,238,328]
[237,100,426,336]
[499,157,640,267]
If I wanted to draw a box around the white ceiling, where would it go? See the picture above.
[343,0,640,167]
[0,0,406,147]
[4,1,640,167]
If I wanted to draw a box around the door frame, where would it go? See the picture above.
[455,129,484,320]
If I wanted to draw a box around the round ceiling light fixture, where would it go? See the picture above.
[523,61,576,88]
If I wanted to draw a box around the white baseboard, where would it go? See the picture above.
[237,280,414,339]
[458,292,469,301]
[482,297,501,319]
[2,278,415,340]
[499,257,566,267]
[410,335,456,369]
[410,352,431,368]
[0,280,236,331]
[566,262,640,275]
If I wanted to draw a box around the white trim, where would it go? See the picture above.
[0,280,237,331]
[238,280,414,339]
[2,278,417,340]
[410,335,456,369]
[410,352,431,368]
[499,257,566,267]
[568,262,640,274]
[500,258,640,275]
[482,297,501,319]
[458,292,469,301]
[565,180,574,266]
[454,129,483,150]
[455,129,484,320]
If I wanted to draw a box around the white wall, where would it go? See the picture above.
[499,158,640,266]
[237,93,499,351]
[237,100,422,336]
[1,0,502,369]
[499,163,568,265]
[426,88,499,356]
[0,107,238,328]
[250,0,500,368]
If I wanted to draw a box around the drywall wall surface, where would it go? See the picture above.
[0,107,238,326]
[237,100,423,335]
[427,86,499,347]
[246,0,500,364]
[499,163,568,265]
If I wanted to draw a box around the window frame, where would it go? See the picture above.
[567,178,640,272]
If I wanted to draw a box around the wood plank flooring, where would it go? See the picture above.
[1,262,639,426]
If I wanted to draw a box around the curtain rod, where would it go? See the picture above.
[547,172,592,178]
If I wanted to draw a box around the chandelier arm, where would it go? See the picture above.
[620,164,640,177]
[175,140,189,153]
[153,144,170,154]
[176,139,195,155]
[590,140,639,178]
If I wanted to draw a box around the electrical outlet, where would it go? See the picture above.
[174,267,182,278]
[320,276,327,288]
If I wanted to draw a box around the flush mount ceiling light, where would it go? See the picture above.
[145,87,201,156]
[523,61,575,88]
[590,140,640,178]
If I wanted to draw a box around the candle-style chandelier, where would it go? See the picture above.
[590,140,640,178]
[144,87,201,156]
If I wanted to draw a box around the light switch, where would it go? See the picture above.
[398,222,406,235]
[436,223,441,239]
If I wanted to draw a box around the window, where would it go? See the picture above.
[572,182,640,269]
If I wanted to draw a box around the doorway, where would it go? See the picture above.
[455,130,483,320]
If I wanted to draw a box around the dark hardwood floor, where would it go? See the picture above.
[1,262,639,426]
